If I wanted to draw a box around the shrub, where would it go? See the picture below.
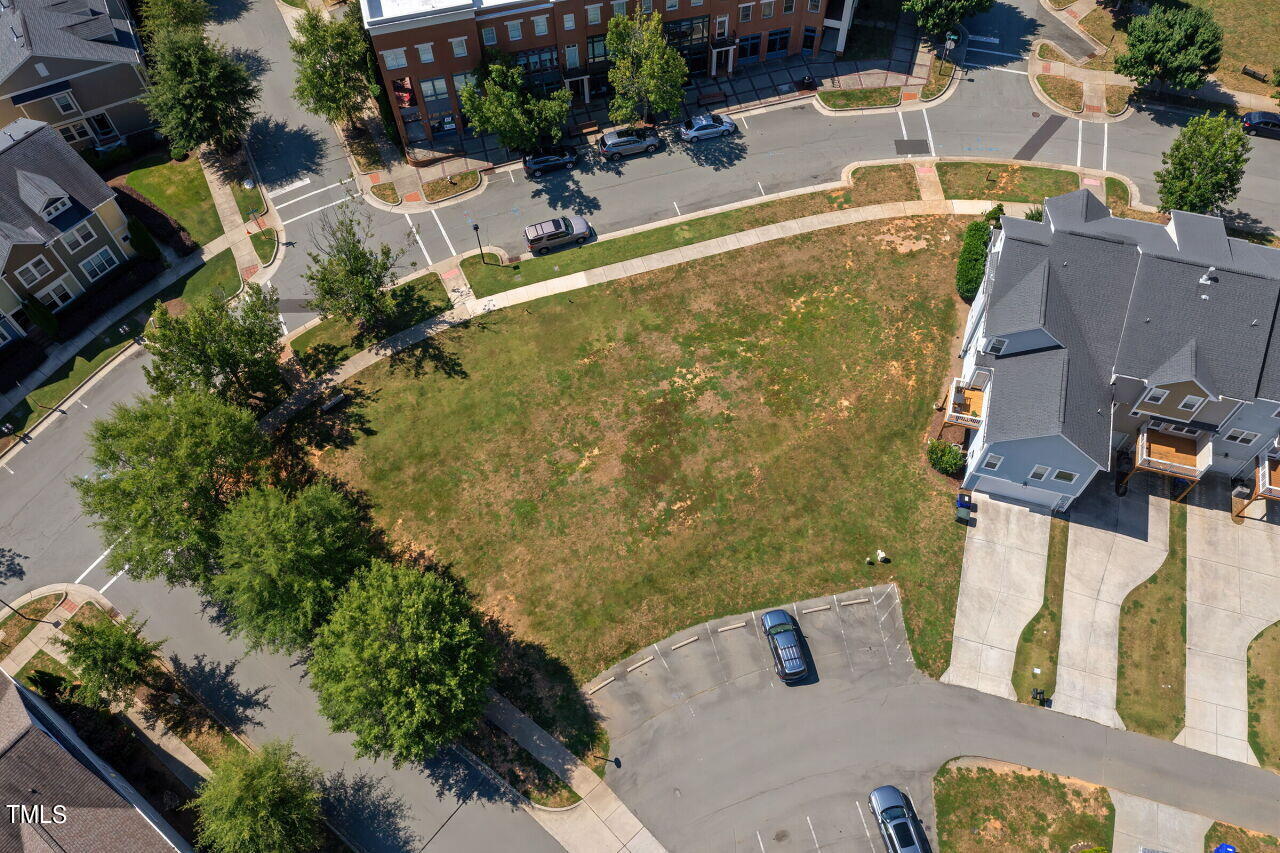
[983,202,1005,225]
[113,185,199,256]
[955,220,991,302]
[928,439,966,476]
[127,218,163,262]
[1024,205,1044,221]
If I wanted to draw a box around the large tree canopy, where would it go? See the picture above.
[192,740,324,853]
[1115,5,1223,91]
[902,0,992,38]
[459,64,571,152]
[1155,112,1251,214]
[54,612,164,707]
[606,11,687,124]
[303,209,402,333]
[290,6,372,130]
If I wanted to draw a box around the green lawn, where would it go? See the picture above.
[0,594,62,658]
[1012,516,1069,703]
[1248,620,1280,771]
[938,162,1081,203]
[229,176,265,223]
[1116,500,1187,739]
[462,165,921,299]
[125,154,223,246]
[921,59,955,100]
[1177,0,1280,96]
[250,229,277,266]
[1036,74,1084,112]
[289,272,450,375]
[817,86,900,109]
[157,249,241,309]
[1205,822,1280,852]
[17,649,73,688]
[934,759,1115,853]
[316,214,968,680]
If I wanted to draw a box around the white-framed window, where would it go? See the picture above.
[783,0,793,11]
[452,71,475,94]
[563,12,575,29]
[80,247,117,281]
[761,0,774,17]
[806,0,819,11]
[1179,394,1205,412]
[738,3,752,22]
[564,43,580,68]
[62,221,94,252]
[42,197,71,221]
[715,14,728,36]
[450,36,468,57]
[416,42,434,62]
[611,0,626,15]
[982,453,1003,471]
[481,26,497,45]
[36,280,74,310]
[691,0,703,6]
[59,122,91,144]
[1052,469,1078,484]
[640,0,651,12]
[14,256,54,287]
[1143,387,1168,405]
[587,3,602,23]
[1029,465,1050,481]
[420,76,449,99]
[987,337,1008,355]
[1165,423,1200,436]
[381,47,407,69]
[1225,428,1261,445]
[507,20,523,40]
[666,0,678,9]
[51,92,78,115]
[533,14,548,35]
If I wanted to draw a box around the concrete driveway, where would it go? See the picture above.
[942,493,1052,699]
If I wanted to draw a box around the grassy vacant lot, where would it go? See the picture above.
[125,155,222,246]
[1248,620,1280,771]
[1206,822,1280,852]
[1181,0,1280,95]
[937,162,1080,203]
[817,86,900,109]
[1116,501,1187,739]
[424,170,480,201]
[0,594,61,658]
[1012,516,1069,704]
[319,215,968,679]
[1036,75,1084,112]
[934,759,1115,852]
[462,164,920,298]
[289,272,450,375]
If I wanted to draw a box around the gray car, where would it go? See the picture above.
[761,609,807,683]
[679,113,737,142]
[598,127,660,160]
[524,216,591,255]
[868,786,929,853]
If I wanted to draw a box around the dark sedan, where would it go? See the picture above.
[1241,111,1280,139]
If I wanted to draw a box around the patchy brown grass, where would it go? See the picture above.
[1205,821,1280,852]
[1036,75,1085,112]
[1248,620,1280,771]
[1080,7,1127,71]
[1037,42,1072,62]
[370,182,400,204]
[0,595,61,658]
[423,170,480,201]
[1106,84,1134,115]
[937,162,1080,203]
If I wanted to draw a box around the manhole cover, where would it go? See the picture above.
[1032,111,1040,117]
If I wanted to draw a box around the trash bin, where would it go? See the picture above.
[1212,845,1238,853]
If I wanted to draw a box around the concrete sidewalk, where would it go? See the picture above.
[1110,790,1214,853]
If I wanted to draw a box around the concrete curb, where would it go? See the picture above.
[1027,39,1134,123]
[1030,69,1085,116]
[1037,0,1107,61]
[812,88,904,114]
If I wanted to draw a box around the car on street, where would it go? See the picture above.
[598,127,661,160]
[524,215,592,255]
[1241,111,1280,139]
[760,609,807,683]
[868,786,930,853]
[522,146,578,177]
[679,113,738,142]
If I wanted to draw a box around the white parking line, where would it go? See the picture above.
[921,109,936,157]
[1076,119,1083,168]
[966,46,1023,59]
[273,179,353,209]
[266,177,310,198]
[280,197,348,226]
[99,569,125,594]
[806,815,820,850]
[972,65,1028,75]
[739,115,748,130]
[756,830,767,852]
[1103,120,1109,172]
[758,181,765,196]
[856,801,874,849]
[673,201,681,216]
[431,209,456,256]
[75,544,115,584]
[407,214,432,265]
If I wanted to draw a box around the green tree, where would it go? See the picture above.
[1154,112,1251,214]
[142,28,261,156]
[902,0,993,37]
[137,0,208,38]
[309,561,496,765]
[1115,5,1223,91]
[73,393,270,589]
[143,282,284,409]
[54,612,164,707]
[303,209,402,333]
[605,11,687,124]
[213,483,371,654]
[290,6,371,131]
[192,740,323,853]
[460,64,571,152]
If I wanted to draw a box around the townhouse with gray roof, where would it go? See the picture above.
[0,0,149,150]
[947,189,1280,513]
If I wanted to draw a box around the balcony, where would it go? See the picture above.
[1232,441,1280,518]
[1124,424,1212,501]
[944,374,987,430]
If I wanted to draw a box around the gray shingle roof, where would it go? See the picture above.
[987,258,1049,337]
[0,0,139,83]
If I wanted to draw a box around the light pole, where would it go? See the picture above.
[0,597,58,626]
[472,222,488,265]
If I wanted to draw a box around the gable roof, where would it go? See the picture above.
[0,0,139,83]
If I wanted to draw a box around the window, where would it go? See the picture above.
[34,62,48,77]
[482,26,497,45]
[1029,465,1050,481]
[611,0,626,16]
[507,20,523,40]
[420,77,449,100]
[563,12,575,29]
[416,42,435,62]
[452,72,475,94]
[806,0,819,11]
[1179,394,1205,412]
[62,221,94,252]
[80,248,117,281]
[51,92,77,115]
[666,0,678,9]
[587,34,608,61]
[715,14,728,36]
[1052,470,1078,484]
[42,197,71,221]
[381,48,407,70]
[1225,428,1260,445]
[761,0,774,17]
[37,282,73,310]
[691,0,703,6]
[514,46,558,71]
[587,3,602,23]
[766,26,788,53]
[450,36,468,57]
[1166,423,1200,436]
[738,3,752,22]
[1143,388,1168,405]
[564,43,580,68]
[59,122,91,144]
[14,256,54,287]
[783,0,793,11]
[641,0,651,12]
[87,113,116,140]
[982,454,1003,471]
[987,337,1008,355]
[532,15,548,34]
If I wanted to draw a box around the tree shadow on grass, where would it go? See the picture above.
[165,652,271,733]
[322,770,422,853]
[281,382,379,454]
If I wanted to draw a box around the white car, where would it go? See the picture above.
[679,113,737,142]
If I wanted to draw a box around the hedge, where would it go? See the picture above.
[956,220,991,302]
[112,185,200,257]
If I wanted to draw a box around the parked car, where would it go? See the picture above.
[524,216,591,255]
[523,146,578,177]
[679,113,737,142]
[760,609,807,683]
[1241,111,1280,139]
[598,127,661,160]
[868,786,930,853]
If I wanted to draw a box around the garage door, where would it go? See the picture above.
[975,475,1065,511]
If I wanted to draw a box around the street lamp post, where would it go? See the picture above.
[0,597,58,626]
[472,223,488,265]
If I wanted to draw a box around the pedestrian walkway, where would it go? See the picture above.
[1110,790,1214,853]
[484,693,666,853]
[198,149,269,281]
[1053,480,1168,728]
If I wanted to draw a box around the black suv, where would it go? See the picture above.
[1241,112,1280,139]
[761,609,807,683]
[523,146,578,177]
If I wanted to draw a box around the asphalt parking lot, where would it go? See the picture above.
[588,584,933,852]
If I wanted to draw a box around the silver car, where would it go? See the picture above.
[868,786,929,853]
[524,216,591,255]
[679,113,737,142]
[598,127,660,160]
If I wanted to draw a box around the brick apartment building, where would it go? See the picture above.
[360,0,861,149]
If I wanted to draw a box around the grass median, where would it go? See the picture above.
[1035,74,1084,112]
[937,162,1080,203]
[1248,620,1280,771]
[817,86,900,110]
[1012,516,1069,704]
